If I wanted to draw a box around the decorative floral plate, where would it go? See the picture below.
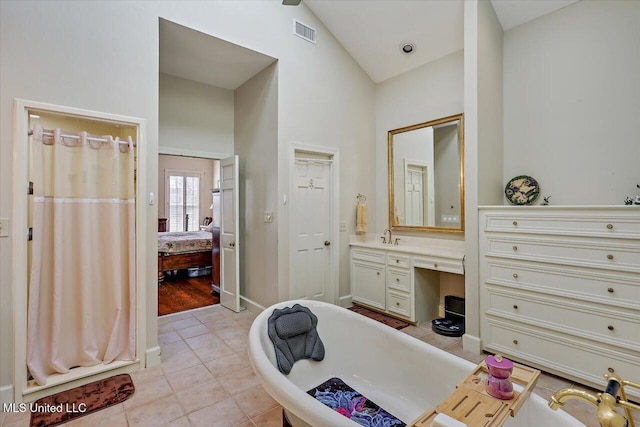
[505,175,540,205]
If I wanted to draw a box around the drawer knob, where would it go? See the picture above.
[396,302,400,306]
[434,263,438,268]
[513,221,518,226]
[396,278,400,282]
[376,272,380,276]
[513,304,518,309]
[608,325,615,331]
[513,340,519,345]
[513,273,518,279]
[608,367,615,373]
[396,259,400,263]
[512,245,518,251]
[607,287,615,293]
[607,254,614,260]
[606,223,614,230]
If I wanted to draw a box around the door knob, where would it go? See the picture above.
[324,240,331,246]
[229,241,236,247]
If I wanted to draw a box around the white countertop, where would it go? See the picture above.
[349,235,465,261]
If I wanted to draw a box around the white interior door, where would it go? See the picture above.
[220,155,240,312]
[405,166,424,226]
[292,158,333,302]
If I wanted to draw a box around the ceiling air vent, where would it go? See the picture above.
[293,19,316,44]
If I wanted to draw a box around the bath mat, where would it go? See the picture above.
[29,374,135,427]
[307,377,406,426]
[348,305,410,330]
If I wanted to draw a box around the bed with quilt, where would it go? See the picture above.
[158,231,212,282]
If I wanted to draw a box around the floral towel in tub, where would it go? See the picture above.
[307,377,406,427]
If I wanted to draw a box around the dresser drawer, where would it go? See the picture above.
[486,291,640,348]
[486,238,640,273]
[485,323,640,385]
[352,248,385,264]
[387,267,411,293]
[387,290,412,319]
[386,253,411,268]
[484,212,640,239]
[486,262,640,307]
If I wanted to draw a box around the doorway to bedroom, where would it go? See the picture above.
[157,154,221,316]
[158,18,275,317]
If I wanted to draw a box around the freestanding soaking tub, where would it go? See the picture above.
[248,300,586,427]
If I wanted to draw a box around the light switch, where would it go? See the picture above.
[264,211,273,223]
[0,218,9,237]
[149,192,155,205]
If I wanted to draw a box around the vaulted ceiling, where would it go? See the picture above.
[159,1,581,88]
[305,0,580,83]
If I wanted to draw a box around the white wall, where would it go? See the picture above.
[463,0,504,353]
[375,50,465,237]
[0,0,375,400]
[159,73,234,157]
[234,63,279,310]
[503,0,640,205]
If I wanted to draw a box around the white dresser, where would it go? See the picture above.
[350,238,465,323]
[479,206,640,396]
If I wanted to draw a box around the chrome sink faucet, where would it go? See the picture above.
[381,228,392,244]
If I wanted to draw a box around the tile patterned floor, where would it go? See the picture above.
[2,304,638,427]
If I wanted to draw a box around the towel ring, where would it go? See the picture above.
[357,193,367,205]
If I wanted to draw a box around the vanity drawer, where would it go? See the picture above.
[484,213,640,239]
[352,248,385,264]
[386,253,411,268]
[486,238,640,273]
[487,262,640,307]
[486,323,640,387]
[486,291,640,348]
[387,267,411,293]
[413,255,464,275]
[387,290,412,319]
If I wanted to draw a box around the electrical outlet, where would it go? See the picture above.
[0,218,9,237]
[264,211,273,223]
[339,221,346,232]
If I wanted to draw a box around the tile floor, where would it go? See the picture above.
[2,304,638,427]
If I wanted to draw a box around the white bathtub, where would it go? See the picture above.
[248,300,585,427]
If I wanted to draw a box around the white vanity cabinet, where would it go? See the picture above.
[351,249,387,310]
[479,206,640,396]
[350,240,465,323]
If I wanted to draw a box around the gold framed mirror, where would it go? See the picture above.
[388,113,464,233]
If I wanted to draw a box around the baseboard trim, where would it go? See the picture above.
[462,334,482,354]
[338,295,352,308]
[1,384,14,404]
[240,295,265,316]
[146,346,162,368]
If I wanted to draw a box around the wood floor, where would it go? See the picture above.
[158,274,219,316]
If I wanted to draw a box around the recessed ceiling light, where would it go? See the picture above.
[400,41,415,55]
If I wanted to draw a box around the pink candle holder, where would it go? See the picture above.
[485,354,514,400]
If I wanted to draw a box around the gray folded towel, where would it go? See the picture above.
[267,304,325,375]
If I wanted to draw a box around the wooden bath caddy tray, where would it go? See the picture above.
[410,360,540,427]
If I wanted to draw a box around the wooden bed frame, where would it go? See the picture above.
[158,251,211,283]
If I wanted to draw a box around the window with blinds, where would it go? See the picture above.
[167,172,201,232]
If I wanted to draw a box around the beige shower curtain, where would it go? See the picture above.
[27,126,136,386]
